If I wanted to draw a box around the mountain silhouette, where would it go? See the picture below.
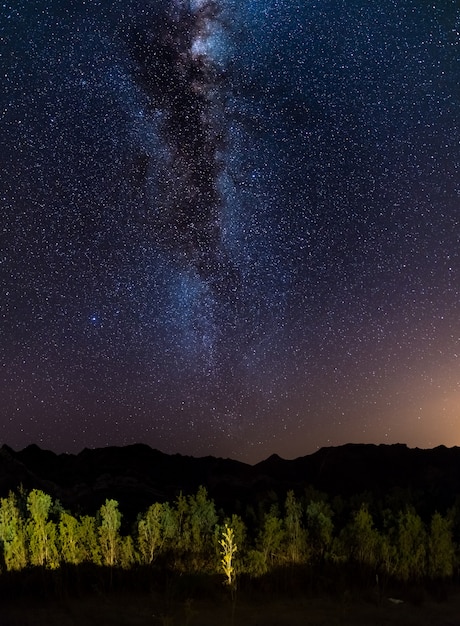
[0,442,458,520]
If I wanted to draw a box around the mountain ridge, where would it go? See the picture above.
[0,442,458,520]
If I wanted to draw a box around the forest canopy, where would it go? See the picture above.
[0,484,457,594]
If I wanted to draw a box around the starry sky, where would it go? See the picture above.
[1,0,459,463]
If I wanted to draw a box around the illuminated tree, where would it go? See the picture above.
[394,509,426,581]
[98,499,121,567]
[27,489,59,568]
[0,491,27,571]
[220,524,237,587]
[59,511,83,565]
[173,486,218,570]
[224,514,246,577]
[137,502,162,565]
[120,535,136,569]
[79,515,101,565]
[137,502,176,565]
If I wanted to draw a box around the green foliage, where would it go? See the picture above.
[79,515,101,565]
[0,492,27,571]
[174,492,191,552]
[377,518,398,580]
[339,504,379,568]
[137,502,163,565]
[26,489,59,568]
[120,534,136,569]
[219,524,237,586]
[393,509,427,581]
[245,548,267,578]
[305,500,333,563]
[137,502,176,564]
[254,508,285,574]
[173,486,218,571]
[427,512,454,579]
[0,482,458,593]
[188,486,218,555]
[59,511,83,565]
[284,490,307,564]
[98,499,122,567]
[225,514,246,576]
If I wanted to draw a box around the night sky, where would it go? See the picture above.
[1,0,459,463]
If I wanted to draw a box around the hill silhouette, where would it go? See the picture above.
[0,442,459,519]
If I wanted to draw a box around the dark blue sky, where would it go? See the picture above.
[1,0,459,462]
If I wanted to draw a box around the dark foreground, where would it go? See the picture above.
[2,589,460,626]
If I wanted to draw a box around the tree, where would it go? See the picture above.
[393,509,426,581]
[427,512,454,580]
[120,535,136,569]
[186,486,218,570]
[305,500,333,564]
[220,524,237,587]
[137,502,176,565]
[0,491,27,571]
[59,511,83,565]
[174,492,191,553]
[343,504,379,567]
[27,489,59,568]
[189,486,218,553]
[247,507,284,576]
[335,504,381,589]
[79,515,101,565]
[161,501,177,547]
[98,499,121,567]
[224,514,246,577]
[377,510,398,583]
[284,490,307,564]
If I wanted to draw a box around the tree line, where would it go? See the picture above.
[0,485,457,590]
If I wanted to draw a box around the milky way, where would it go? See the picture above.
[130,1,234,289]
[1,0,459,462]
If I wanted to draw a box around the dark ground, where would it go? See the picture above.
[2,588,460,626]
